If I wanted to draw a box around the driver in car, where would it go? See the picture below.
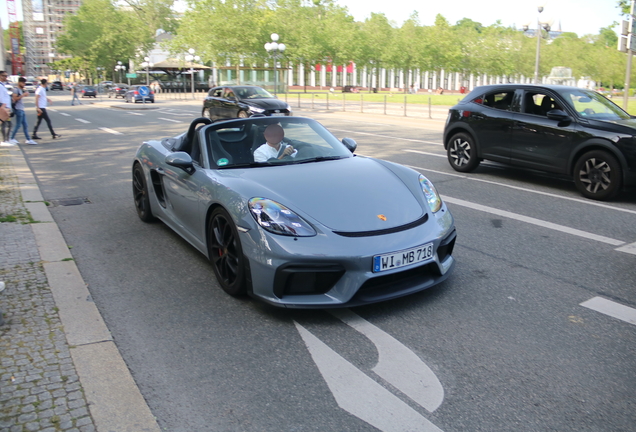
[253,124,298,162]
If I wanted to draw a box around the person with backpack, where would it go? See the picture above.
[0,71,13,146]
[9,77,37,145]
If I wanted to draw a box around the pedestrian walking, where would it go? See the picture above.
[32,79,61,141]
[0,70,14,146]
[70,82,82,105]
[9,77,37,145]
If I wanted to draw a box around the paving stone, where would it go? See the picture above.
[0,149,96,432]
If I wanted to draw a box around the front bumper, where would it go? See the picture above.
[240,205,456,308]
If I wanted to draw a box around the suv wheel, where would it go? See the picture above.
[573,150,622,200]
[447,132,480,172]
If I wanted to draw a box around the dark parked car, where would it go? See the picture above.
[50,81,64,91]
[81,86,97,98]
[125,85,155,103]
[202,85,291,121]
[443,84,636,200]
[107,83,128,98]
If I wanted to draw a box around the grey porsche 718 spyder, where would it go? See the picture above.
[132,116,456,308]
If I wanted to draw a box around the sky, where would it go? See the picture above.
[0,0,625,37]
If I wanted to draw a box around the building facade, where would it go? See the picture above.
[22,0,80,77]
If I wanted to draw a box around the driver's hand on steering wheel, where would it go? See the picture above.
[279,145,295,158]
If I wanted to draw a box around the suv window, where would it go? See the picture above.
[473,91,515,111]
[522,92,563,116]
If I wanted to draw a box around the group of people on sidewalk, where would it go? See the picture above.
[0,71,61,147]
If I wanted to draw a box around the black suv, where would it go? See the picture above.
[50,81,64,90]
[443,84,636,200]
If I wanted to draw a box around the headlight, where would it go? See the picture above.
[249,106,265,113]
[248,198,316,236]
[419,175,442,213]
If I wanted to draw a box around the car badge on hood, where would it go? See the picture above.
[377,214,387,221]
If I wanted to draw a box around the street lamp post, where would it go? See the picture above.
[185,48,201,99]
[264,33,286,96]
[141,56,153,86]
[115,61,124,83]
[523,5,550,84]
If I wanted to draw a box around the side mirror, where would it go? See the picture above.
[342,137,357,153]
[546,109,571,122]
[166,152,195,174]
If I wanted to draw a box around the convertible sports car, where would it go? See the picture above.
[132,116,456,308]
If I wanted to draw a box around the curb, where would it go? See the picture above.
[6,145,160,432]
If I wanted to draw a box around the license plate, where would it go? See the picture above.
[271,113,286,117]
[373,243,434,273]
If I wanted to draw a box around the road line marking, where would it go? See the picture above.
[441,195,625,246]
[294,322,443,432]
[329,309,444,412]
[580,297,636,325]
[98,127,122,135]
[157,117,182,123]
[127,112,144,116]
[75,118,91,123]
[59,113,71,117]
[404,150,446,158]
[406,164,636,216]
[616,241,636,255]
[330,128,441,145]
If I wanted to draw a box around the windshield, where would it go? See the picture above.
[234,86,275,99]
[205,118,352,168]
[559,89,630,120]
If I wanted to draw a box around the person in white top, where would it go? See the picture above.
[253,124,297,162]
[32,79,61,140]
[0,71,14,146]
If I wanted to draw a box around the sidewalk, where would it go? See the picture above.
[0,146,159,432]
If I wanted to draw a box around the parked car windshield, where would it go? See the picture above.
[206,118,352,169]
[559,89,630,120]
[234,86,275,100]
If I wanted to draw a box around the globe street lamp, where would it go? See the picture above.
[141,56,153,86]
[523,5,551,84]
[264,33,286,96]
[185,48,201,99]
[115,61,125,83]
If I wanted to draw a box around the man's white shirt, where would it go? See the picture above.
[0,82,11,110]
[35,86,48,109]
[253,142,298,162]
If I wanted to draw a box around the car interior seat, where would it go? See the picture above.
[524,93,538,114]
[207,129,233,167]
[540,96,553,116]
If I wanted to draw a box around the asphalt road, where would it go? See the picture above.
[19,93,636,432]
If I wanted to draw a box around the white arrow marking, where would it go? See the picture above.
[329,309,444,412]
[294,322,443,432]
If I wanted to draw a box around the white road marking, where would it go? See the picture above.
[294,322,443,432]
[59,113,71,117]
[329,309,444,412]
[406,163,636,216]
[615,241,636,255]
[126,112,144,116]
[442,196,625,246]
[98,127,122,135]
[580,297,636,325]
[75,118,91,123]
[330,128,441,145]
[404,150,446,159]
[157,117,182,123]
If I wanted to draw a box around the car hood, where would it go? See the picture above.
[239,98,288,110]
[226,157,424,232]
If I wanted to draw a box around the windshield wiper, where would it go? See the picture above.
[294,156,347,164]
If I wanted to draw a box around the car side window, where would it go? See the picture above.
[223,89,235,99]
[211,88,223,97]
[480,91,515,111]
[522,92,562,116]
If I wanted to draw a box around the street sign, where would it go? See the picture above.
[138,86,150,97]
[126,73,137,78]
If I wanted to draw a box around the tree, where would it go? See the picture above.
[55,0,154,80]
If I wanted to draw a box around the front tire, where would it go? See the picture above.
[573,150,622,200]
[208,208,246,296]
[132,164,155,222]
[447,132,480,172]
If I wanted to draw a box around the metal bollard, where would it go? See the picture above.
[384,95,387,115]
